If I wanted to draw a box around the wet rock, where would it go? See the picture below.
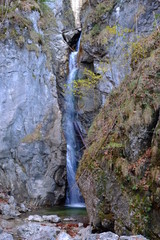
[28,215,43,222]
[63,217,77,222]
[42,215,61,223]
[27,214,61,223]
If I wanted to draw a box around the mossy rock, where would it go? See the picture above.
[77,30,160,238]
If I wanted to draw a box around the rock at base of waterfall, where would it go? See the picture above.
[63,217,77,222]
[42,215,61,223]
[27,215,43,222]
[27,214,61,223]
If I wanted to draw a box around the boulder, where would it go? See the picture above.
[87,232,119,240]
[28,215,43,222]
[0,233,14,240]
[42,215,61,223]
[57,232,73,240]
[17,222,60,240]
[63,217,76,222]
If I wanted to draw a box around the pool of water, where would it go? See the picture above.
[24,206,89,224]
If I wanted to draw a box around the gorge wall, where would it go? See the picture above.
[76,0,160,239]
[0,0,74,206]
[76,0,160,135]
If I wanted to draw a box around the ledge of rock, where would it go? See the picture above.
[63,29,81,48]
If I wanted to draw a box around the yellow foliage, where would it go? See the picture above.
[64,68,102,97]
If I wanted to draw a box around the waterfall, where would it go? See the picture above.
[64,36,84,207]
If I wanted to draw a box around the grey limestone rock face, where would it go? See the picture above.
[0,38,66,205]
[0,0,73,206]
[77,0,160,135]
[46,0,75,31]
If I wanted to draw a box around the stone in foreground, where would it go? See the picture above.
[120,235,149,240]
[17,222,60,240]
[88,232,119,240]
[0,233,14,240]
[57,232,73,240]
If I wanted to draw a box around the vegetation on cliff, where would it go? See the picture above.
[77,30,160,238]
[0,0,59,70]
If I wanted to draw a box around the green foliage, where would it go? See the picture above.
[91,24,101,36]
[131,31,160,69]
[129,194,152,234]
[94,1,114,20]
[106,142,123,148]
[36,0,47,3]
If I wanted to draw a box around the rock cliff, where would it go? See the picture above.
[76,0,160,135]
[0,0,74,206]
[77,0,160,239]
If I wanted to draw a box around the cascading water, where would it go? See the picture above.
[64,36,84,207]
